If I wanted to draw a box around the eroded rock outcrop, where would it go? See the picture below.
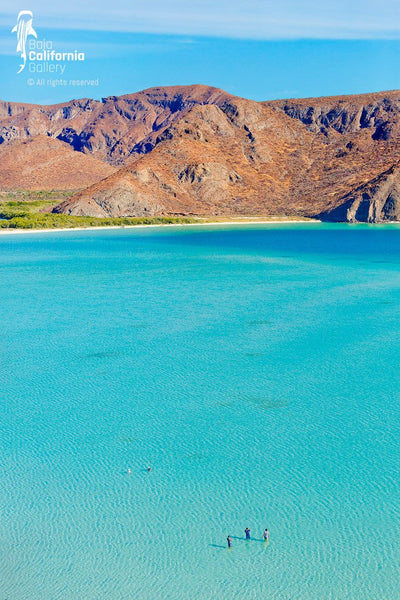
[270,91,400,140]
[318,164,400,222]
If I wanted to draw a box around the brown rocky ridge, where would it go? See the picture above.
[1,85,400,222]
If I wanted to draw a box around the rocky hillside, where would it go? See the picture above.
[0,136,116,190]
[269,91,400,138]
[317,163,400,222]
[1,86,400,222]
[0,86,231,165]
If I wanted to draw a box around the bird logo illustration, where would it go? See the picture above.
[12,10,37,73]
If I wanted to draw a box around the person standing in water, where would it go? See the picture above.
[245,527,251,540]
[263,528,270,542]
[227,535,232,548]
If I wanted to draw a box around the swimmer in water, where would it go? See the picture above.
[147,466,151,472]
[127,468,132,475]
[245,527,251,540]
[227,535,232,548]
[263,528,270,542]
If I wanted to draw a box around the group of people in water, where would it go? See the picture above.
[227,528,269,548]
[133,467,269,550]
[130,467,268,549]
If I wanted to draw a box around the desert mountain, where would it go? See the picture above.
[1,86,400,221]
[0,86,231,165]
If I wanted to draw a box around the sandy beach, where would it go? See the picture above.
[0,218,320,235]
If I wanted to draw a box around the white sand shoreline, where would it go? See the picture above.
[0,219,321,235]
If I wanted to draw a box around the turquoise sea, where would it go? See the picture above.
[1,223,400,600]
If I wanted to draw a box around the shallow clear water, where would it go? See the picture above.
[1,223,400,600]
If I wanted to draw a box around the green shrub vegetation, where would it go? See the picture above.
[0,192,202,229]
[0,190,311,229]
[0,211,200,229]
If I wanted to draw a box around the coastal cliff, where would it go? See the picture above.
[318,163,400,222]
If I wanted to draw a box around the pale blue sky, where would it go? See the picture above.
[2,0,400,38]
[1,1,399,104]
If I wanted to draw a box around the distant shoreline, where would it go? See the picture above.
[0,218,321,235]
